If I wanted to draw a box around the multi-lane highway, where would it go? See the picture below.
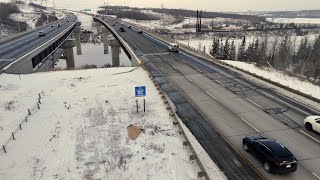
[107,20,320,179]
[0,15,77,70]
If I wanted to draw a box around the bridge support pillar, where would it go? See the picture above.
[74,26,82,55]
[102,27,109,54]
[61,39,76,69]
[108,38,121,67]
[96,22,101,34]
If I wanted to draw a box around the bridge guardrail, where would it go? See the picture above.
[93,16,141,67]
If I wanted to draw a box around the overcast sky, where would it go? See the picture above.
[1,0,320,12]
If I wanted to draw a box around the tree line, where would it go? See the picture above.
[210,35,320,81]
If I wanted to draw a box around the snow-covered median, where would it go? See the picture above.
[0,68,224,179]
[223,60,320,100]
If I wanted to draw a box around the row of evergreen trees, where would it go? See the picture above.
[210,35,320,80]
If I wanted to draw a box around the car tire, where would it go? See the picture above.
[243,143,249,152]
[305,123,313,131]
[263,161,271,173]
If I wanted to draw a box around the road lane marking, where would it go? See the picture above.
[206,92,217,100]
[246,98,262,108]
[312,172,320,179]
[299,130,320,144]
[182,60,187,64]
[195,68,203,73]
[240,118,260,133]
[186,76,193,82]
[214,80,223,85]
[172,66,177,70]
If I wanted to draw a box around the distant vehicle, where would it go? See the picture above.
[304,115,320,133]
[112,24,116,26]
[38,31,46,37]
[66,19,69,22]
[128,25,131,28]
[137,30,143,34]
[119,27,125,32]
[168,43,179,52]
[51,24,55,27]
[243,134,297,173]
[58,24,62,27]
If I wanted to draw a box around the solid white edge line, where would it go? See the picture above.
[299,130,320,144]
[195,68,203,73]
[312,172,320,179]
[206,92,217,100]
[246,98,262,108]
[186,76,193,82]
[214,80,223,85]
[240,118,260,133]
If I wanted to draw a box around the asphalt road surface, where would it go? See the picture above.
[107,21,320,180]
[0,16,76,70]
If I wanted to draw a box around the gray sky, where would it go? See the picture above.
[1,0,319,11]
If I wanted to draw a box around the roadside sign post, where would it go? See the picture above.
[135,86,146,113]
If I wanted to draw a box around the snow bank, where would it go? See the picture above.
[0,68,222,179]
[223,60,320,99]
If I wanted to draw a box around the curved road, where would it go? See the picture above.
[0,15,77,69]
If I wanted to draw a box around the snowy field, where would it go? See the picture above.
[223,60,320,100]
[0,68,225,179]
[267,18,320,24]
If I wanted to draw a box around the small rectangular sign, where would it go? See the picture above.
[135,86,146,97]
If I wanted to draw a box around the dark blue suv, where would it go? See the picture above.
[243,134,297,173]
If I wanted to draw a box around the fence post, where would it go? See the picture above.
[2,145,6,153]
[28,109,31,115]
[25,116,27,122]
[12,132,15,140]
[39,93,41,99]
[136,100,138,113]
[38,98,41,104]
[37,103,40,109]
[19,124,22,130]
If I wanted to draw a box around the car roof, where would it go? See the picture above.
[258,139,293,157]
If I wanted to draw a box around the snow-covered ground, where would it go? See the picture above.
[0,68,226,179]
[267,18,320,24]
[223,60,320,100]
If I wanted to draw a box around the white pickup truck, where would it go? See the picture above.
[168,43,179,52]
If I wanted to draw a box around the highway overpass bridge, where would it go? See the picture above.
[0,15,79,74]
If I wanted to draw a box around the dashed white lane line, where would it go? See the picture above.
[195,68,203,73]
[186,76,193,82]
[312,172,320,179]
[299,130,320,144]
[246,98,262,108]
[214,80,223,85]
[172,66,177,70]
[240,118,260,133]
[206,92,217,100]
[182,60,187,64]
